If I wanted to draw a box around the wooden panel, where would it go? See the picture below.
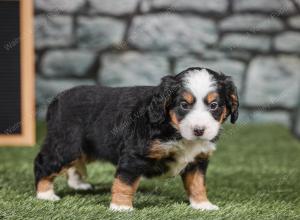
[0,0,35,146]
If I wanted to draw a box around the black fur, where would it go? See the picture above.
[181,157,209,184]
[34,67,239,187]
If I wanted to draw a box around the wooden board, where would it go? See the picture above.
[0,0,35,146]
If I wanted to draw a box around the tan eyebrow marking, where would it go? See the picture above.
[182,91,195,104]
[206,92,219,104]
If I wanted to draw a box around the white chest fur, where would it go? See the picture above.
[161,140,216,177]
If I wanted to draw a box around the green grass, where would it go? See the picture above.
[0,123,300,219]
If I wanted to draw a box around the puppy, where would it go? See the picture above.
[34,67,239,211]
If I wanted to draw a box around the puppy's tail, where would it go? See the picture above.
[34,138,66,189]
[34,97,60,188]
[46,97,59,122]
[34,152,45,188]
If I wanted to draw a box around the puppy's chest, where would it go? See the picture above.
[149,140,216,177]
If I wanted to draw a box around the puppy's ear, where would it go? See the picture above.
[148,75,179,124]
[223,76,239,124]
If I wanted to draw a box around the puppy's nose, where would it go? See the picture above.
[193,127,205,137]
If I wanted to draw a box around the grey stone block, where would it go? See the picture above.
[288,16,300,29]
[41,50,96,77]
[76,17,126,50]
[220,15,284,32]
[87,0,139,15]
[220,34,271,52]
[294,108,300,138]
[225,51,253,62]
[234,109,253,125]
[201,50,226,59]
[176,57,245,93]
[36,76,95,118]
[35,15,73,49]
[244,56,300,108]
[35,0,85,12]
[128,14,217,56]
[150,0,228,14]
[295,0,300,8]
[235,110,290,126]
[140,0,152,12]
[251,111,291,127]
[275,32,300,53]
[99,52,169,87]
[200,49,252,62]
[233,0,295,14]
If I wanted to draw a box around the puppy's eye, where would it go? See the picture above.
[180,101,190,110]
[209,102,218,110]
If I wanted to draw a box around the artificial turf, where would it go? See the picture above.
[0,123,299,220]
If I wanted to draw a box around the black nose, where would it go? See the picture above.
[193,127,205,136]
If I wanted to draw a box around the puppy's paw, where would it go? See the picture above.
[37,190,60,201]
[68,181,93,190]
[109,203,133,212]
[190,200,219,211]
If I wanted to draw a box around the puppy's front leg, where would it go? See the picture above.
[110,175,140,211]
[181,158,219,211]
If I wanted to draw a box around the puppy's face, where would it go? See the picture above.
[168,68,239,141]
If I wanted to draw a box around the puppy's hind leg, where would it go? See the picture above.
[36,176,60,201]
[34,152,61,201]
[34,134,83,201]
[67,159,92,191]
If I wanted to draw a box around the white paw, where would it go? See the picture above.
[190,200,219,211]
[109,203,133,212]
[37,190,60,201]
[68,181,93,190]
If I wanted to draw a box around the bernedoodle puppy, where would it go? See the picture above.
[34,67,239,211]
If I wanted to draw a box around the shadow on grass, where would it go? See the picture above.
[56,181,183,208]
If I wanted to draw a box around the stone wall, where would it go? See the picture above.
[35,0,300,138]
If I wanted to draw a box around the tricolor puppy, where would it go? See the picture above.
[34,67,239,211]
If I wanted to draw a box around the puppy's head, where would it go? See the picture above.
[149,67,239,141]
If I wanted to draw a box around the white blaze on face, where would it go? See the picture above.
[179,69,220,141]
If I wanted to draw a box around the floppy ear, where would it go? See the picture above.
[148,75,179,124]
[223,76,239,124]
